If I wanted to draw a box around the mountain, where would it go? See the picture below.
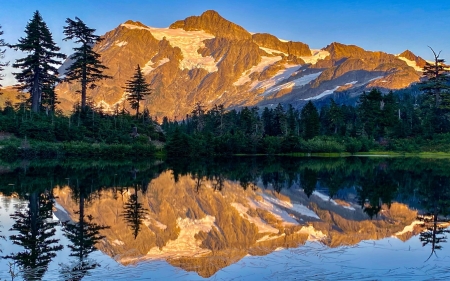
[0,86,20,106]
[56,10,425,119]
[55,171,421,278]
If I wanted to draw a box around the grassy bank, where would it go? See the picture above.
[0,137,161,161]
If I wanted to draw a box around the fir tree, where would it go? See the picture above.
[300,101,320,140]
[124,65,152,118]
[12,11,66,112]
[63,17,111,110]
[0,25,9,92]
[328,99,343,134]
[420,47,450,108]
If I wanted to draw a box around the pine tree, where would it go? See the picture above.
[419,48,450,134]
[300,101,320,140]
[12,11,66,112]
[328,99,343,134]
[63,17,111,110]
[420,47,450,108]
[124,65,152,118]
[0,25,9,93]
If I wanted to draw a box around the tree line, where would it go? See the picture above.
[163,60,450,156]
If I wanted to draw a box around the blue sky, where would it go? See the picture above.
[1,0,449,85]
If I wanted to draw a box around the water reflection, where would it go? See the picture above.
[60,178,110,281]
[0,157,449,279]
[121,167,149,239]
[4,191,62,281]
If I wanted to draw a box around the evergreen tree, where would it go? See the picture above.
[419,48,450,133]
[0,25,9,92]
[273,103,287,136]
[12,11,66,112]
[63,17,111,109]
[124,65,152,118]
[191,102,205,133]
[328,99,343,134]
[300,101,320,140]
[262,107,273,136]
[420,48,450,108]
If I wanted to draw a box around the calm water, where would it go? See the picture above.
[0,157,449,280]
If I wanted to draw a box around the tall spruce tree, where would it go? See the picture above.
[125,64,152,118]
[300,101,320,140]
[12,11,66,112]
[63,17,111,110]
[0,25,9,92]
[419,48,450,134]
[420,47,450,108]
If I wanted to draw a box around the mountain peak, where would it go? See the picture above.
[123,20,148,28]
[398,49,426,68]
[399,50,416,60]
[323,42,366,58]
[169,10,251,40]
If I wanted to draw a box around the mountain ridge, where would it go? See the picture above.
[53,10,426,119]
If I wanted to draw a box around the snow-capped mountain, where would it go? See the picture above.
[56,10,425,118]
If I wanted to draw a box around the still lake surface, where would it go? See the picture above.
[0,157,449,280]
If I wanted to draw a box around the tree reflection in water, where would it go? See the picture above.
[122,167,149,239]
[4,191,63,281]
[417,174,450,260]
[1,157,450,278]
[60,180,110,281]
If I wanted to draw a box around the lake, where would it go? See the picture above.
[0,157,449,280]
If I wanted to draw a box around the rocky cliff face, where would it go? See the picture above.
[170,10,252,40]
[55,172,420,278]
[55,10,424,119]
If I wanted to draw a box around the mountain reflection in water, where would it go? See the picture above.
[0,157,449,280]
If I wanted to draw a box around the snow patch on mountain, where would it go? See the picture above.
[396,56,423,71]
[262,72,322,95]
[305,81,357,101]
[300,49,330,64]
[259,47,287,56]
[115,40,128,47]
[233,56,283,86]
[122,23,217,72]
[252,64,302,94]
[142,58,170,75]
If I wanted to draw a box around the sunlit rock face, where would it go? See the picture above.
[55,171,419,278]
[56,10,425,119]
[0,86,20,106]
